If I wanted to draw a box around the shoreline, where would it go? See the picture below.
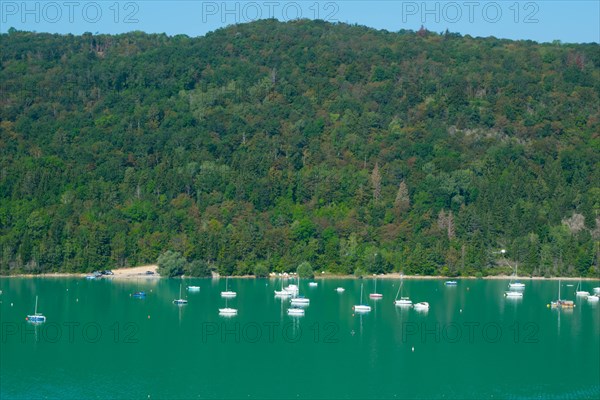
[1,266,598,281]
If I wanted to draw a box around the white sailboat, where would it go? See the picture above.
[221,276,237,298]
[284,282,299,295]
[173,284,188,305]
[508,262,525,289]
[290,276,309,306]
[369,276,383,299]
[219,296,237,315]
[274,278,292,297]
[353,283,371,313]
[575,278,589,297]
[26,296,46,324]
[287,307,305,316]
[394,276,412,307]
[505,291,524,298]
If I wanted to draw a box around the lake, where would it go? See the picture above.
[1,277,599,399]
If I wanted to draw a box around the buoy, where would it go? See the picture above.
[411,346,414,352]
[11,302,13,307]
[460,309,462,313]
[148,315,151,319]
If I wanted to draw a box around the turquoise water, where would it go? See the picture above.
[1,278,599,399]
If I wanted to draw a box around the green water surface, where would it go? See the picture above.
[1,277,599,399]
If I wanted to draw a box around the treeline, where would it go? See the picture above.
[1,20,599,277]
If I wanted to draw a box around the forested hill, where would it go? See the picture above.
[1,20,599,277]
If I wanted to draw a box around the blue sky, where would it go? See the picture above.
[1,1,598,43]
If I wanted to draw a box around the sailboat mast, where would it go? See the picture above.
[34,295,38,314]
[558,279,561,300]
[360,283,363,303]
[395,280,402,300]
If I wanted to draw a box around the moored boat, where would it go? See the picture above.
[369,276,382,299]
[394,275,412,306]
[353,283,371,313]
[26,296,46,324]
[287,308,305,316]
[505,291,523,298]
[173,284,188,305]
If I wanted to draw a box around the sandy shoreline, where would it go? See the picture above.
[1,266,598,281]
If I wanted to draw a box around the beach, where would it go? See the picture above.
[1,265,598,281]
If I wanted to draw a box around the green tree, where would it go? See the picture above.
[157,250,186,277]
[297,261,314,279]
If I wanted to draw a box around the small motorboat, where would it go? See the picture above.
[335,287,345,293]
[132,291,146,298]
[414,302,430,311]
[444,281,457,286]
[187,286,200,292]
[308,282,318,287]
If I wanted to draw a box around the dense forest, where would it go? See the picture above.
[1,20,599,277]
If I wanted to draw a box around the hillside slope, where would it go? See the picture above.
[1,20,599,276]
